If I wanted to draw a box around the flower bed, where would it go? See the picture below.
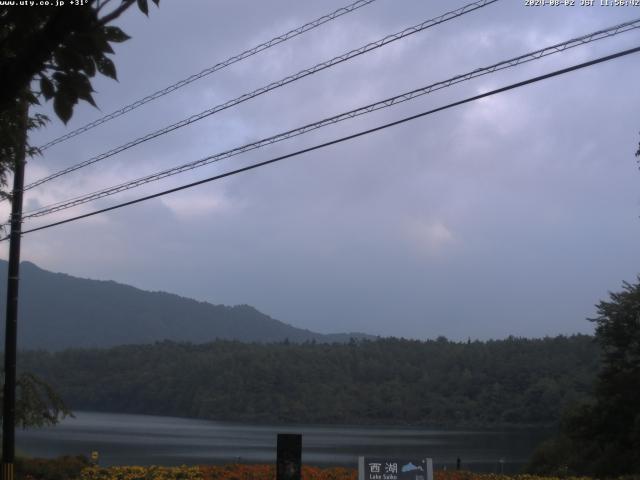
[79,465,356,480]
[23,463,639,480]
[79,465,203,480]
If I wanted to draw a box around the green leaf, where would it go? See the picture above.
[101,38,115,55]
[90,30,114,54]
[71,73,98,108]
[83,57,96,77]
[66,32,94,55]
[40,76,55,100]
[104,26,131,43]
[53,92,73,124]
[30,113,49,130]
[61,71,96,108]
[96,56,117,80]
[54,46,85,71]
[137,0,149,15]
[78,90,97,108]
[58,85,79,109]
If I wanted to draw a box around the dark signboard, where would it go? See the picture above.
[358,457,433,480]
[276,433,301,480]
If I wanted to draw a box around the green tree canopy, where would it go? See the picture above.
[586,278,640,474]
[0,373,71,429]
[529,278,640,476]
[0,0,159,196]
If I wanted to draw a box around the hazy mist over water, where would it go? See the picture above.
[17,411,550,470]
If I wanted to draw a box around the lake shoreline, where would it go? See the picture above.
[17,411,547,472]
[58,408,559,432]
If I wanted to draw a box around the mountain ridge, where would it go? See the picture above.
[0,260,374,350]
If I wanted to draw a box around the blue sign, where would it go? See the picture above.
[358,457,433,480]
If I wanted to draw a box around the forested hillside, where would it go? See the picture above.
[20,335,599,427]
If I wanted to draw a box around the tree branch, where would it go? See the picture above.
[98,0,136,25]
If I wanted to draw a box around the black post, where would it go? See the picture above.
[276,433,301,480]
[2,99,28,480]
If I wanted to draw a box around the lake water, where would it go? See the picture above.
[17,411,550,472]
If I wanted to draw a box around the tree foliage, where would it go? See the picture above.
[19,335,598,428]
[0,0,159,195]
[528,278,640,477]
[0,372,71,429]
[583,278,640,475]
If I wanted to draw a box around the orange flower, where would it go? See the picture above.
[198,464,356,480]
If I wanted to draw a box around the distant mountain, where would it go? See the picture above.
[0,260,373,350]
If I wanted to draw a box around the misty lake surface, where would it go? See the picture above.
[17,411,550,471]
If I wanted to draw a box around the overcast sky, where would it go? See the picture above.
[3,0,640,340]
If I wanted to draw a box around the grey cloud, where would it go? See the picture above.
[12,0,640,340]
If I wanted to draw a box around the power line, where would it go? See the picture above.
[37,0,379,152]
[23,0,498,192]
[11,45,640,240]
[21,18,640,220]
[21,17,638,217]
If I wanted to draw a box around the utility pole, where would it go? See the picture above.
[2,98,28,480]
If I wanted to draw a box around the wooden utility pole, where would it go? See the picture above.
[2,99,28,480]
